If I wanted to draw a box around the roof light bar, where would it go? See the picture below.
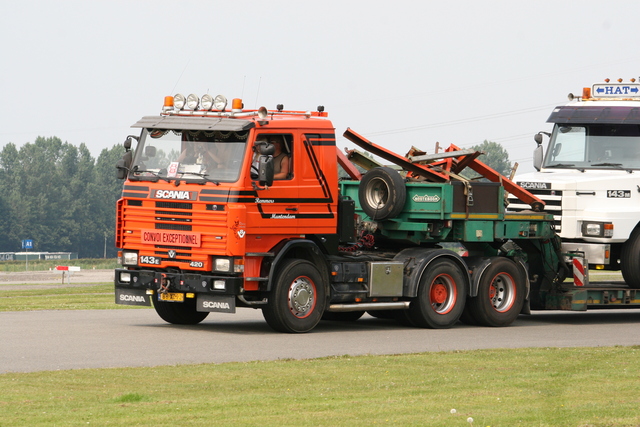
[201,94,213,111]
[214,95,227,111]
[186,94,199,110]
[174,94,186,110]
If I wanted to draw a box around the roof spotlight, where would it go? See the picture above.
[201,94,214,111]
[214,95,228,111]
[173,93,186,110]
[186,94,199,110]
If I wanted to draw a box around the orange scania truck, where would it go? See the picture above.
[115,92,637,333]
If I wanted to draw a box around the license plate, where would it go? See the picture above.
[159,292,184,302]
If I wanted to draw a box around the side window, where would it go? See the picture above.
[256,134,293,180]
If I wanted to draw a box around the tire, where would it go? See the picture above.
[408,258,467,328]
[358,167,406,220]
[466,258,525,327]
[322,311,365,322]
[621,228,640,289]
[152,295,209,325]
[262,259,326,333]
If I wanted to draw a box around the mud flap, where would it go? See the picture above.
[115,287,151,306]
[197,294,236,313]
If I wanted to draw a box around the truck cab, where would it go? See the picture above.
[508,79,640,287]
[114,94,340,326]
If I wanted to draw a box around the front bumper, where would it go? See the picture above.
[114,268,244,295]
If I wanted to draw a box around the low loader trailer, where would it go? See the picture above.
[114,93,640,332]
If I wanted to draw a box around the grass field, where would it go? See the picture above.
[0,347,639,426]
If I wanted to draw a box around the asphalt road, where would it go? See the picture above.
[2,308,640,373]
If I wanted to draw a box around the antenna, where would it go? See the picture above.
[171,60,190,95]
[254,77,262,108]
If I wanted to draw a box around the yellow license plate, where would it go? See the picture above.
[159,292,185,302]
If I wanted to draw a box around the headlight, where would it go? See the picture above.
[582,222,613,237]
[119,272,132,283]
[214,258,231,272]
[122,251,138,266]
[213,280,226,290]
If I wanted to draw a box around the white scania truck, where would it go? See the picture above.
[508,78,640,289]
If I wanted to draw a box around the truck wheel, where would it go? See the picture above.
[621,228,640,289]
[358,167,406,220]
[322,311,365,322]
[262,259,326,333]
[152,296,209,325]
[408,258,467,328]
[466,258,524,327]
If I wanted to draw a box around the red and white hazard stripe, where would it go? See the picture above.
[572,258,585,287]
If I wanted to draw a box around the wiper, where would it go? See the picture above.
[545,163,575,168]
[591,162,623,168]
[130,167,169,182]
[177,171,220,185]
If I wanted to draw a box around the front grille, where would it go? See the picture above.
[155,201,193,228]
[156,201,192,209]
[507,189,563,231]
[156,223,193,231]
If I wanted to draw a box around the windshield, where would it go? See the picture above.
[543,124,640,170]
[130,129,249,182]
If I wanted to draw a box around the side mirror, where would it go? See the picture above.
[533,144,543,171]
[255,141,275,156]
[116,151,133,180]
[258,155,274,187]
[124,135,139,151]
[534,133,543,145]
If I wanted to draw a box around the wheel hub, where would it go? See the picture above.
[288,277,315,318]
[489,274,515,312]
[430,283,448,304]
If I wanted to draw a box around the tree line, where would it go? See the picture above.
[0,137,123,258]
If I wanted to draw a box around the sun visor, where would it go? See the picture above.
[547,106,640,124]
[131,116,256,132]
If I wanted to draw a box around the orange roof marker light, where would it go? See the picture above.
[232,98,243,112]
[163,96,174,112]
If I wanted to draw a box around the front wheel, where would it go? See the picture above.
[466,258,525,327]
[408,258,467,328]
[152,295,209,325]
[621,228,640,289]
[262,259,326,333]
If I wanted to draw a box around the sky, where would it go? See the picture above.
[3,0,640,174]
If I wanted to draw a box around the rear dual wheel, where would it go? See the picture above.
[408,258,467,328]
[465,258,524,327]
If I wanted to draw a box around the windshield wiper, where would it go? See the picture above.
[591,162,623,168]
[130,167,169,182]
[545,163,575,168]
[177,171,220,185]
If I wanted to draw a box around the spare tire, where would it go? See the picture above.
[358,167,406,220]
